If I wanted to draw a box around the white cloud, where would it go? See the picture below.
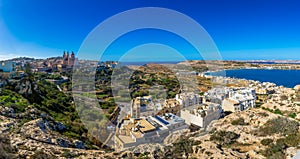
[0,51,47,61]
[0,53,25,61]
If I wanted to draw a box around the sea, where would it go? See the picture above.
[206,69,300,88]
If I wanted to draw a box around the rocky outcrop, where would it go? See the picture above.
[184,109,299,159]
[56,138,69,147]
[19,118,71,146]
[130,143,164,155]
[164,129,190,145]
[2,108,300,158]
[74,140,85,149]
[294,85,300,91]
[0,106,15,118]
[0,78,8,88]
[15,79,35,96]
[12,78,41,103]
[0,115,16,133]
[3,116,91,158]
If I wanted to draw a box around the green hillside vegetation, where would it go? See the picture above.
[255,117,300,158]
[0,89,28,113]
[128,67,180,99]
[1,76,97,148]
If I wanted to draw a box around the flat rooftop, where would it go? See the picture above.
[137,119,156,133]
[182,103,220,110]
[224,98,240,105]
[153,113,185,126]
[121,118,156,136]
[117,135,135,144]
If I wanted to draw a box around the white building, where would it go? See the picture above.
[131,96,162,117]
[150,113,188,132]
[175,92,202,108]
[204,87,233,104]
[222,88,256,112]
[0,61,16,72]
[180,103,222,128]
[252,82,276,95]
[115,113,188,150]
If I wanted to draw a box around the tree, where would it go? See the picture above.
[24,63,33,80]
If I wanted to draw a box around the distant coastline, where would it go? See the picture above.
[206,69,300,88]
[237,60,300,64]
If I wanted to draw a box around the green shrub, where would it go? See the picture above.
[173,137,194,156]
[258,112,269,117]
[210,131,240,146]
[262,134,300,158]
[274,109,283,115]
[288,113,296,118]
[61,149,79,158]
[256,117,299,137]
[261,138,273,146]
[0,89,28,113]
[231,118,247,125]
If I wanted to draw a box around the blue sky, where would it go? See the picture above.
[0,0,300,60]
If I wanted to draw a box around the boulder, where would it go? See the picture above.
[16,80,33,95]
[56,138,69,147]
[74,140,85,149]
[56,122,66,131]
[36,119,46,131]
[294,85,300,91]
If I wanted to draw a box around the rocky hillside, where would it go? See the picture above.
[0,77,105,158]
[111,108,300,159]
[1,67,300,158]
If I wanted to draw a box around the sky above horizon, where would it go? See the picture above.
[0,0,300,61]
